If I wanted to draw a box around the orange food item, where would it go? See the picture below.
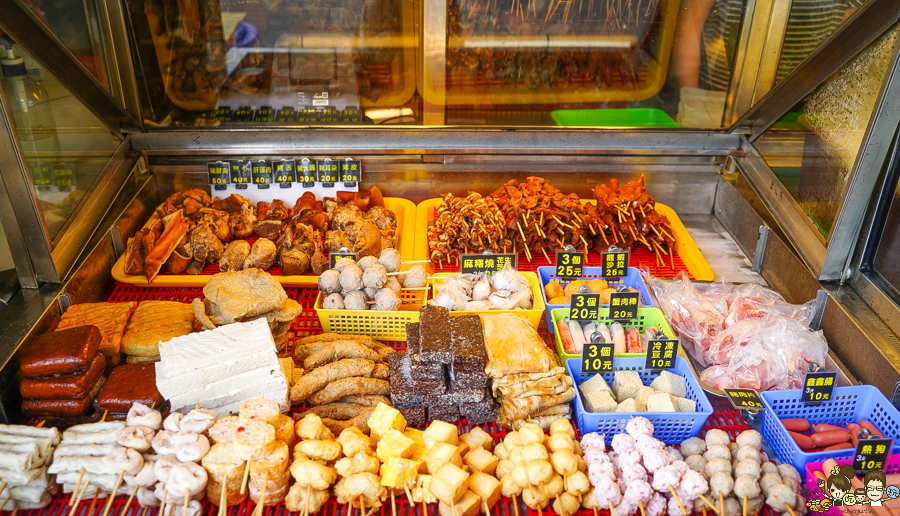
[585,279,608,293]
[544,280,565,300]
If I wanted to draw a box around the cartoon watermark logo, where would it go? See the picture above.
[806,464,900,512]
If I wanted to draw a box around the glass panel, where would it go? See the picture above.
[872,178,900,301]
[125,0,754,127]
[773,0,867,86]
[0,43,121,239]
[753,25,898,240]
[6,0,112,88]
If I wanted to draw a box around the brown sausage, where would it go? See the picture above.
[781,418,811,432]
[290,359,376,402]
[859,420,885,437]
[19,354,105,399]
[788,431,816,451]
[813,423,845,433]
[307,378,391,406]
[810,430,851,447]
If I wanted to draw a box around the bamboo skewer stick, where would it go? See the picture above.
[697,495,720,514]
[669,486,687,516]
[102,471,126,516]
[719,492,724,516]
[240,461,251,495]
[70,468,86,506]
[36,421,45,428]
[86,490,101,516]
[69,480,91,516]
[638,500,646,516]
[0,499,11,512]
[742,495,747,516]
[219,473,228,516]
[255,472,269,516]
[184,489,190,516]
[783,504,797,516]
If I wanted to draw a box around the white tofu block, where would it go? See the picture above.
[649,371,687,398]
[671,396,696,413]
[647,393,677,412]
[635,386,655,409]
[613,371,643,401]
[616,398,638,412]
[157,319,275,377]
[165,365,288,408]
[579,374,613,396]
[584,390,617,413]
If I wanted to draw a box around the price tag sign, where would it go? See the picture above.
[207,161,230,190]
[609,292,640,321]
[555,252,584,278]
[460,254,517,274]
[341,159,362,186]
[800,371,837,403]
[52,163,75,189]
[299,159,316,187]
[233,106,254,122]
[214,106,232,122]
[29,162,51,187]
[230,160,251,189]
[316,159,339,185]
[274,159,296,188]
[329,251,358,268]
[276,107,297,122]
[320,107,339,123]
[254,106,275,122]
[570,293,600,322]
[251,160,272,189]
[602,251,629,279]
[342,106,360,122]
[645,339,679,370]
[853,438,893,472]
[582,342,615,374]
[724,389,764,410]
[299,107,319,123]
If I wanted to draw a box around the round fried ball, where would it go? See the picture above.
[373,288,401,311]
[340,264,364,292]
[379,248,402,273]
[384,277,401,295]
[343,291,368,310]
[334,257,357,273]
[323,293,344,309]
[363,263,388,289]
[357,256,378,271]
[318,269,342,294]
[401,265,427,288]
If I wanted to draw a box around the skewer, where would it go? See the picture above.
[609,502,616,516]
[638,500,646,516]
[102,471,126,516]
[218,473,228,516]
[539,482,547,501]
[0,499,10,512]
[9,503,17,516]
[86,490,101,516]
[160,488,168,516]
[184,489,190,516]
[483,501,490,516]
[783,504,797,516]
[256,472,269,516]
[240,461,251,494]
[360,496,366,516]
[36,420,45,428]
[703,507,707,516]
[391,490,396,516]
[697,495,720,514]
[102,410,108,421]
[600,229,609,245]
[669,486,687,516]
[140,507,149,516]
[404,485,414,505]
[401,260,432,264]
[719,492,724,516]
[69,480,91,516]
[742,495,747,516]
[422,499,427,516]
[540,247,550,263]
[70,468,86,506]
[305,487,312,516]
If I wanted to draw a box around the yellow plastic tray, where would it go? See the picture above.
[112,197,418,287]
[414,197,713,281]
[429,271,546,328]
[313,288,426,341]
[419,0,680,106]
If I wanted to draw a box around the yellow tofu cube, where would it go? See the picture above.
[468,472,502,508]
[380,457,420,488]
[413,475,437,503]
[367,403,407,443]
[430,463,470,507]
[376,429,416,462]
[404,428,426,447]
[409,444,429,472]
[438,491,481,516]
[464,447,499,475]
[426,441,463,474]
[423,420,459,448]
[460,427,493,452]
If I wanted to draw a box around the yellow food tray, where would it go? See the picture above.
[414,197,713,281]
[112,197,417,287]
[429,271,546,328]
[313,288,426,341]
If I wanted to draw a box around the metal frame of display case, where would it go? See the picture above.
[4,0,900,408]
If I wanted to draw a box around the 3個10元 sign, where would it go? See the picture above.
[582,341,615,374]
[800,371,837,403]
[853,438,893,472]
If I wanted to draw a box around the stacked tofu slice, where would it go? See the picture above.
[580,370,696,413]
[155,319,289,413]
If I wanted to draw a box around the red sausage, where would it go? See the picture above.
[847,423,862,446]
[782,418,811,432]
[860,420,885,437]
[789,431,816,450]
[824,442,854,450]
[811,430,851,447]
[813,423,845,433]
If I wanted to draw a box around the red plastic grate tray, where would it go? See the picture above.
[431,247,691,279]
[106,283,303,304]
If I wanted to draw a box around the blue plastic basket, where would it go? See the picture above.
[761,386,900,474]
[566,357,713,443]
[538,266,653,334]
